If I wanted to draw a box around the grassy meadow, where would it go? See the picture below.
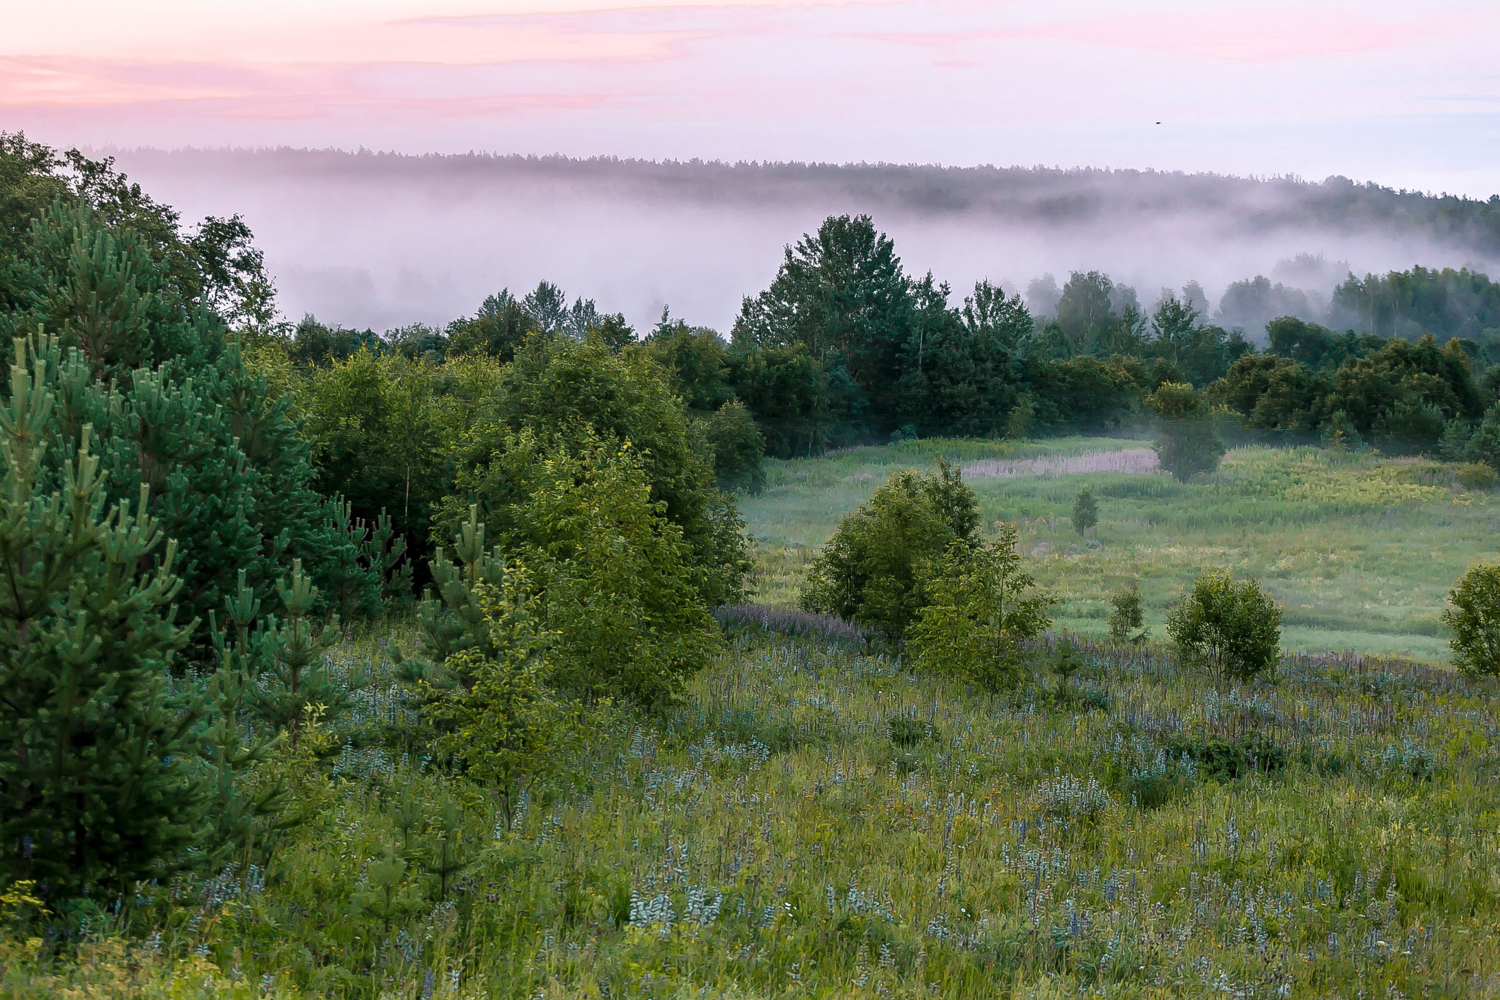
[11,623,1500,999]
[742,437,1497,661]
[8,439,1500,1000]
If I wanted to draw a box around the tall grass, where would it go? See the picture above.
[11,627,1500,998]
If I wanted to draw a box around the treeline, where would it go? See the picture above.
[1330,266,1500,345]
[287,217,1257,456]
[128,147,1500,260]
[287,215,1500,492]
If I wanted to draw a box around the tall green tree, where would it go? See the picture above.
[733,214,913,428]
[1055,271,1117,351]
[0,336,209,898]
[896,275,1023,436]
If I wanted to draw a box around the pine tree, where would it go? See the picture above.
[417,505,509,666]
[361,508,411,603]
[247,560,343,739]
[418,795,474,900]
[0,334,210,898]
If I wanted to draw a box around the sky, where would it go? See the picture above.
[5,0,1500,196]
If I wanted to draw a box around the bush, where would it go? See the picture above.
[522,437,723,707]
[800,460,980,636]
[1071,486,1099,536]
[1147,382,1225,481]
[906,523,1053,692]
[426,436,722,709]
[1107,581,1147,643]
[1442,563,1500,677]
[1456,461,1498,491]
[1166,571,1283,681]
[887,714,939,748]
[426,574,579,831]
[1321,409,1360,451]
[1167,734,1288,781]
[445,334,751,607]
[1373,397,1447,454]
[702,398,766,493]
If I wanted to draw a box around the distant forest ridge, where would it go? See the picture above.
[107,146,1500,257]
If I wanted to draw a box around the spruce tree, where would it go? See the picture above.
[0,335,209,899]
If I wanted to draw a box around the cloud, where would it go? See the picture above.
[6,0,1499,197]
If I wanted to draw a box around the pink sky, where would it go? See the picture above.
[4,0,1498,193]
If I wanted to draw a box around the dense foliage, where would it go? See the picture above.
[799,461,980,637]
[906,523,1054,692]
[0,134,746,910]
[0,338,205,898]
[1167,571,1285,682]
[1442,563,1500,677]
[1147,381,1228,481]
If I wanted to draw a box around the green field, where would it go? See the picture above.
[742,437,1498,661]
[16,624,1500,999]
[10,440,1500,1000]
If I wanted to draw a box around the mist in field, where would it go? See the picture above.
[106,147,1496,336]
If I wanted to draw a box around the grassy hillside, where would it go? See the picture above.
[8,624,1499,999]
[742,438,1498,661]
[6,439,1499,999]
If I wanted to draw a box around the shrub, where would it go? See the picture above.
[1439,418,1473,461]
[1107,581,1147,643]
[1146,382,1225,481]
[702,398,767,493]
[427,574,578,831]
[1166,571,1283,682]
[1442,563,1500,677]
[1320,409,1360,451]
[1456,461,1498,491]
[887,714,939,748]
[428,437,721,709]
[1373,397,1447,454]
[1046,639,1087,703]
[1071,486,1099,536]
[906,523,1053,692]
[800,460,980,636]
[447,333,751,607]
[524,437,723,707]
[1167,734,1288,780]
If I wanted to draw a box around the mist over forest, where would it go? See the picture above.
[105,146,1500,337]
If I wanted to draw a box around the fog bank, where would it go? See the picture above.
[104,148,1499,336]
